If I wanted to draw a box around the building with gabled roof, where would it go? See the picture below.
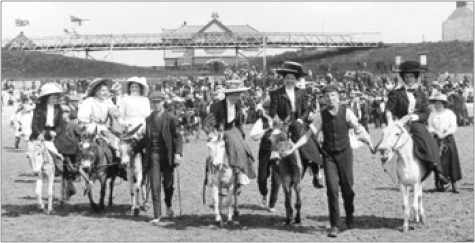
[162,13,261,71]
[442,1,474,41]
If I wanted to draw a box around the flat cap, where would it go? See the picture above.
[148,91,166,101]
[322,84,340,94]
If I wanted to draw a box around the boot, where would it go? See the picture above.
[452,181,460,194]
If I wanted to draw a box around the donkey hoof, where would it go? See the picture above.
[233,210,240,217]
[46,209,53,215]
[216,220,225,228]
[133,208,140,216]
[141,204,150,212]
[284,219,292,226]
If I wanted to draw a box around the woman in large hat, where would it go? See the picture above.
[272,61,324,188]
[30,82,64,141]
[30,82,65,160]
[385,60,449,185]
[77,78,121,156]
[213,80,256,188]
[119,77,151,129]
[427,92,462,192]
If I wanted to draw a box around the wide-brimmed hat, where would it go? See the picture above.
[223,80,250,95]
[85,78,113,97]
[37,83,64,100]
[276,61,308,77]
[429,92,449,104]
[394,61,427,73]
[126,77,149,96]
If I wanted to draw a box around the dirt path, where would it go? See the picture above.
[2,106,473,241]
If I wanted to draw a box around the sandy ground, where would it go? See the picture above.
[1,105,473,241]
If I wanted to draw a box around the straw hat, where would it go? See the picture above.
[37,82,64,100]
[429,92,449,104]
[85,78,113,97]
[126,77,149,96]
[222,80,250,95]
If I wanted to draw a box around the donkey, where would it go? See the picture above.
[112,124,151,216]
[26,139,57,214]
[80,129,122,212]
[202,134,240,227]
[268,116,303,226]
[375,116,430,233]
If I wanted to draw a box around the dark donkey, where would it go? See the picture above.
[268,116,304,226]
[80,127,125,212]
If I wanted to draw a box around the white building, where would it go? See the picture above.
[442,1,474,42]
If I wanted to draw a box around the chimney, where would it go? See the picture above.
[456,1,466,8]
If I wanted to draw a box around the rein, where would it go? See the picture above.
[390,125,410,152]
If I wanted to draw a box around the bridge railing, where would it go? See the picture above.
[3,32,382,51]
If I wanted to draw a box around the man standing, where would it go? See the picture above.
[134,91,183,225]
[285,84,371,237]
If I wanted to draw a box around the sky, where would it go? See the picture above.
[1,1,462,66]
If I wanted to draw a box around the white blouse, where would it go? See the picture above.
[226,99,236,123]
[78,97,116,125]
[46,104,55,127]
[285,87,296,112]
[119,95,151,127]
[427,109,458,135]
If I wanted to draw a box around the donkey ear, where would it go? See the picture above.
[398,115,411,126]
[273,116,282,126]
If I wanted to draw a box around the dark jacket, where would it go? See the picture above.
[269,86,309,122]
[30,104,62,140]
[213,99,245,138]
[54,120,81,155]
[140,110,183,168]
[385,88,430,123]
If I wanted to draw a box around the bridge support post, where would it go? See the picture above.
[263,34,267,72]
[235,47,238,70]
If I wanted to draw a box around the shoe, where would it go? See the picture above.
[167,207,174,218]
[346,215,355,229]
[150,218,162,225]
[313,177,325,189]
[452,182,460,194]
[268,207,276,212]
[327,227,339,238]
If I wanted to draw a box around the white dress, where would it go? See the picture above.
[119,95,151,129]
[427,109,457,135]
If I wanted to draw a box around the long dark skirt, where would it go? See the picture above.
[223,127,257,179]
[438,135,462,181]
[409,123,442,172]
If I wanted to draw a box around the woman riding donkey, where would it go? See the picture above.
[77,78,126,181]
[385,61,450,187]
[213,80,257,194]
[270,61,324,189]
[30,83,66,166]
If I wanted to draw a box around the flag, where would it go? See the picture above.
[15,19,29,27]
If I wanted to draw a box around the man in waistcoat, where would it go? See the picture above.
[133,91,183,225]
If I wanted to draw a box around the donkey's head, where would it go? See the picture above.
[117,124,142,167]
[206,134,226,167]
[376,116,411,166]
[268,116,293,161]
[27,139,48,176]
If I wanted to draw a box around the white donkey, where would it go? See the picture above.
[203,135,240,227]
[375,116,430,233]
[26,139,58,214]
